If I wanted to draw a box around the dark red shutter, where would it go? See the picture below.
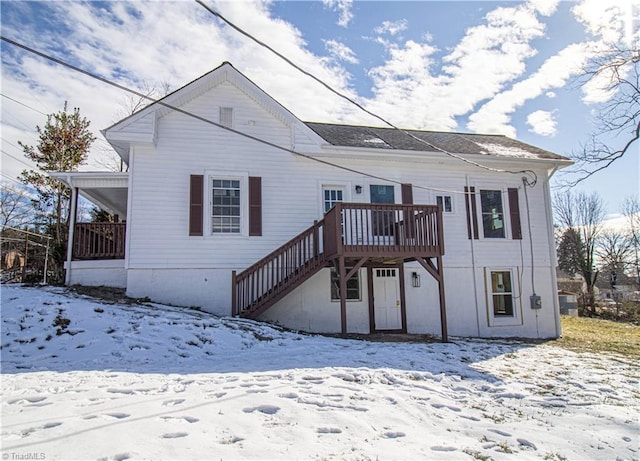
[464,187,479,240]
[189,175,204,236]
[508,188,522,240]
[401,183,413,204]
[249,176,262,236]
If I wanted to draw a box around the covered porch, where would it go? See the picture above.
[50,172,129,287]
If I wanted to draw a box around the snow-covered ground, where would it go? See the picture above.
[1,285,638,461]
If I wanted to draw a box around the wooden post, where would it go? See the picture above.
[231,270,237,317]
[65,185,78,285]
[338,256,347,335]
[437,256,448,343]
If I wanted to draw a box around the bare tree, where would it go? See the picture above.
[596,230,632,281]
[566,44,639,184]
[0,183,35,230]
[622,196,640,289]
[554,190,606,315]
[95,81,173,173]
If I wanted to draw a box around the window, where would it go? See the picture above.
[491,271,514,316]
[436,195,453,213]
[323,188,344,213]
[480,190,505,238]
[220,107,233,128]
[330,268,361,301]
[211,178,241,233]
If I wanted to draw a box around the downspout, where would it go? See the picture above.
[466,174,481,337]
[544,164,562,338]
[65,176,78,286]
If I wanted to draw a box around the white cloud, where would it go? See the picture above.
[546,91,556,98]
[374,19,408,36]
[365,2,550,131]
[321,0,353,27]
[527,110,557,136]
[324,40,359,64]
[528,0,560,16]
[572,0,637,45]
[467,42,592,136]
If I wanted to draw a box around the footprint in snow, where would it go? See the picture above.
[517,438,537,450]
[489,428,512,437]
[317,427,342,434]
[8,396,47,405]
[382,431,405,439]
[431,446,457,452]
[160,432,188,439]
[43,422,62,429]
[162,399,185,406]
[106,413,130,419]
[242,405,280,415]
[161,416,199,423]
[278,392,298,399]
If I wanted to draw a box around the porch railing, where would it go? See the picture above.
[324,203,443,259]
[73,222,126,260]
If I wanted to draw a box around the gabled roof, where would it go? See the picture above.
[304,122,568,161]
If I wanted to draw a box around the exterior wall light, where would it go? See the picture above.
[355,185,363,194]
[412,272,420,287]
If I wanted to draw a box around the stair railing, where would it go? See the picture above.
[232,219,325,316]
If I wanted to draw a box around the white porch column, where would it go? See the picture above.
[65,184,78,286]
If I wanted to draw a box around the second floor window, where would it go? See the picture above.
[212,178,241,233]
[480,190,505,238]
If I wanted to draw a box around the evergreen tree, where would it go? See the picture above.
[18,102,95,282]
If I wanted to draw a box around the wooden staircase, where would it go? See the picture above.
[232,220,326,319]
[232,203,445,322]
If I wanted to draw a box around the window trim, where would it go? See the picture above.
[484,267,522,327]
[319,183,350,217]
[471,186,514,240]
[206,171,248,237]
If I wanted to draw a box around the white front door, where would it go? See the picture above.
[373,268,402,331]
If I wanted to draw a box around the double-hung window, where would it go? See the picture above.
[480,190,505,238]
[212,178,241,233]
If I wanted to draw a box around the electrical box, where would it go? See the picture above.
[530,294,542,309]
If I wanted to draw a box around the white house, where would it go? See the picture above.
[52,62,572,340]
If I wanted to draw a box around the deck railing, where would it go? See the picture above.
[73,222,126,260]
[324,203,443,259]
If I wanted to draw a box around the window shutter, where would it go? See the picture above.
[189,175,204,236]
[464,186,479,239]
[249,176,262,236]
[508,188,522,240]
[401,183,413,204]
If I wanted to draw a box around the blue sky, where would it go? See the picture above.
[1,0,638,218]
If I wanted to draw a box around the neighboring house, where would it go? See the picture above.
[52,62,572,340]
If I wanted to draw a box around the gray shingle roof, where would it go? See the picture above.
[304,122,567,161]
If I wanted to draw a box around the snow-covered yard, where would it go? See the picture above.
[1,285,638,460]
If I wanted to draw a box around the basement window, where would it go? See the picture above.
[330,268,361,301]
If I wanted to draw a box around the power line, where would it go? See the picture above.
[1,149,36,169]
[0,36,474,195]
[1,93,48,116]
[195,0,537,187]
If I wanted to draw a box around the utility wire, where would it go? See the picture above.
[1,36,489,195]
[1,149,36,169]
[195,0,538,187]
[1,93,48,116]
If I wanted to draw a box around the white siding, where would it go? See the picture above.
[121,76,560,338]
